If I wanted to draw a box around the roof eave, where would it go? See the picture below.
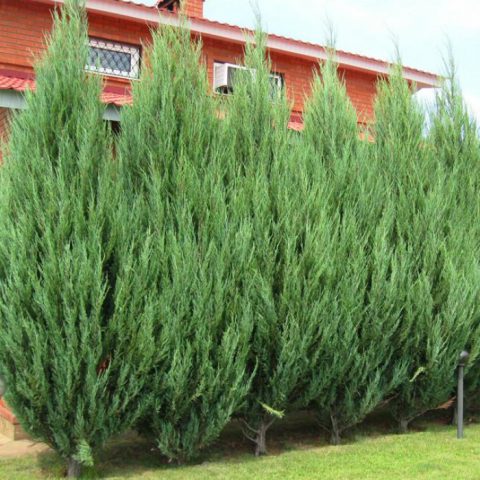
[30,0,440,88]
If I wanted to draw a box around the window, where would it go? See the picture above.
[269,72,284,98]
[86,38,141,80]
[158,0,178,11]
[269,73,283,89]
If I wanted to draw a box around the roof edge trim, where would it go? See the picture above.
[30,0,440,87]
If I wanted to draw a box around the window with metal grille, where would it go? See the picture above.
[86,38,141,80]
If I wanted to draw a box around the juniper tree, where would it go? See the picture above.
[219,31,334,456]
[428,60,480,410]
[117,21,253,463]
[300,56,405,445]
[0,1,155,477]
[375,63,480,432]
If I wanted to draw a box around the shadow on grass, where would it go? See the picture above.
[34,408,465,478]
[36,433,167,479]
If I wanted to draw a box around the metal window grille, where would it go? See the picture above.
[86,38,141,80]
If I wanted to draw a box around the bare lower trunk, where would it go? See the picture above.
[242,417,274,457]
[255,420,268,457]
[175,456,187,466]
[399,418,409,434]
[329,413,341,446]
[67,458,82,478]
[451,406,458,426]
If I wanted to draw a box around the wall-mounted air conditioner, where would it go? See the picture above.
[214,63,249,94]
[214,62,284,95]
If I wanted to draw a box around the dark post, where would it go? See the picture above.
[457,350,469,439]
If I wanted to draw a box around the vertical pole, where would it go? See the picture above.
[457,363,464,439]
[457,351,469,439]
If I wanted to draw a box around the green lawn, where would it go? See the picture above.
[1,420,479,479]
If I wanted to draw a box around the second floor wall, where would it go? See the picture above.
[0,0,386,124]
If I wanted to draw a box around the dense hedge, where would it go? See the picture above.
[0,2,479,477]
[0,3,157,477]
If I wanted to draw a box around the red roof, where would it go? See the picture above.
[0,71,303,127]
[100,90,133,106]
[0,75,35,92]
[0,72,132,106]
[0,71,304,128]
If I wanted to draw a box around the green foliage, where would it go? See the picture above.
[222,31,332,455]
[0,1,479,466]
[430,63,480,410]
[0,0,155,474]
[117,21,252,464]
[301,57,406,444]
[374,63,480,430]
[303,54,359,163]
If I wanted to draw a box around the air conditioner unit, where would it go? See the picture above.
[214,63,249,94]
[214,62,284,96]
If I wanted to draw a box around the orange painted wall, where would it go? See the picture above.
[0,0,377,123]
[0,107,12,163]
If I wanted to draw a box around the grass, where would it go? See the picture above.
[1,414,479,479]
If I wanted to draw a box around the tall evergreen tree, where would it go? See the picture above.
[428,60,480,409]
[375,64,480,432]
[117,21,252,463]
[0,2,155,477]
[222,31,334,456]
[301,56,405,445]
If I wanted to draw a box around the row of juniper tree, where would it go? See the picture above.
[0,1,479,477]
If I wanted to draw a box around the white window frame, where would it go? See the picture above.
[269,72,284,93]
[86,38,141,80]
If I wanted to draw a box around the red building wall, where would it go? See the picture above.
[184,0,204,18]
[0,0,51,75]
[0,0,378,124]
[0,107,12,163]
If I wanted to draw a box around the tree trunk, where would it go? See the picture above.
[67,458,82,478]
[329,413,341,446]
[451,406,458,426]
[255,420,269,457]
[242,416,274,456]
[398,418,409,434]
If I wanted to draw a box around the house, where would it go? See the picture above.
[0,0,438,439]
